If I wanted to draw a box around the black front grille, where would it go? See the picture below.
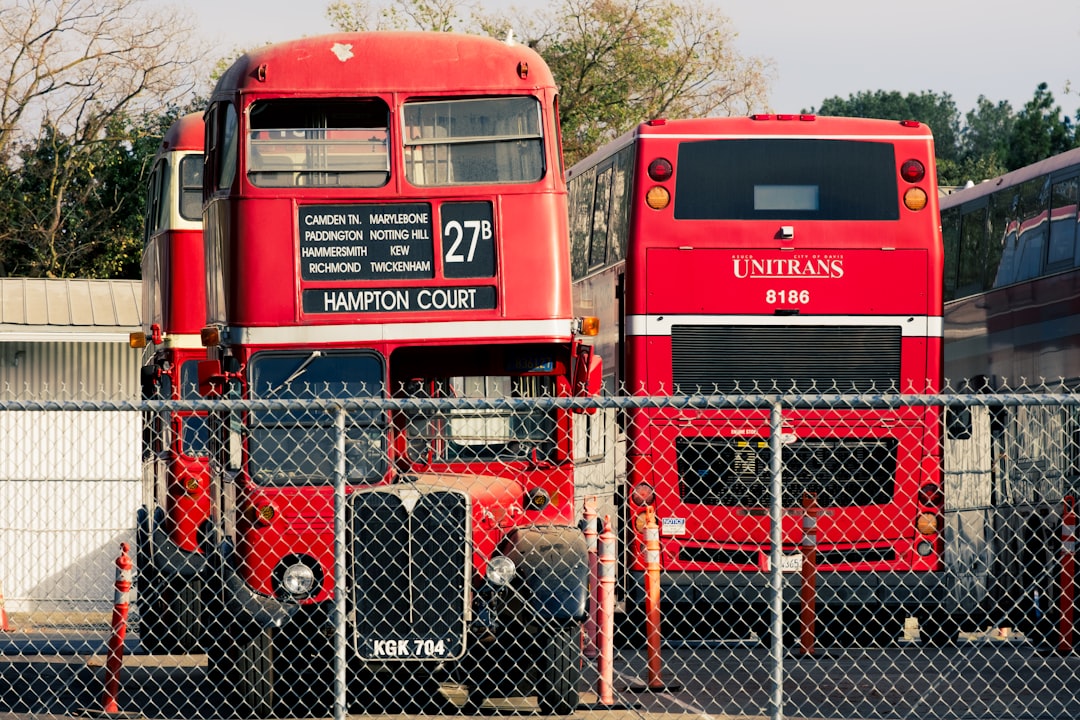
[678,437,896,508]
[817,546,896,565]
[671,325,901,393]
[678,545,758,567]
[350,487,469,660]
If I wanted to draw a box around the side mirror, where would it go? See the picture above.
[198,359,224,397]
[572,344,603,414]
[140,365,161,400]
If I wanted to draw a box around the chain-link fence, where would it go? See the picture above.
[1,384,1079,720]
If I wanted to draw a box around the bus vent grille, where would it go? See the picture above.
[671,325,902,393]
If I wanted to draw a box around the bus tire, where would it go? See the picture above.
[213,628,277,718]
[135,514,167,654]
[536,622,581,715]
[174,578,203,652]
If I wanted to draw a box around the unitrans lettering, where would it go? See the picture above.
[733,257,844,279]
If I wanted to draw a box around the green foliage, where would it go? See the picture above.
[0,105,199,278]
[1005,82,1079,170]
[812,84,1080,186]
[814,90,962,164]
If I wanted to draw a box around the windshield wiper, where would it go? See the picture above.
[265,351,322,397]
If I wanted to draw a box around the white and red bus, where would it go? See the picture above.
[131,111,208,654]
[568,115,946,639]
[193,32,599,715]
[940,148,1080,647]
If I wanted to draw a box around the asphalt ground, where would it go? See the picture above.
[2,612,1079,720]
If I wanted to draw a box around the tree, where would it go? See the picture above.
[326,0,774,165]
[1004,82,1078,171]
[326,0,479,32]
[812,90,962,166]
[489,0,773,164]
[0,0,210,277]
[0,105,200,278]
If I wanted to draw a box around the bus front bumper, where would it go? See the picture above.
[628,569,946,607]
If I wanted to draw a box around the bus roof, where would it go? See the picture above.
[211,32,556,99]
[568,115,935,178]
[159,112,204,155]
[940,145,1080,209]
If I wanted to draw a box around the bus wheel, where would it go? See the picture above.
[173,578,204,652]
[535,623,581,715]
[213,628,277,718]
[135,516,167,654]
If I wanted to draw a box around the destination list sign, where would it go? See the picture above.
[299,203,435,281]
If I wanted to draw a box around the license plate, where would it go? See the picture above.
[367,638,449,658]
[766,553,803,573]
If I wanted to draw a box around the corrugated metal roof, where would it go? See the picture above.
[0,278,142,341]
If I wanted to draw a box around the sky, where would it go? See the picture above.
[170,0,1080,118]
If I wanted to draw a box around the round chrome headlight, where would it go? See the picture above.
[486,556,517,587]
[282,562,316,597]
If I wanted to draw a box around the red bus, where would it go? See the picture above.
[568,115,946,640]
[131,111,208,654]
[194,32,599,715]
[940,149,1080,648]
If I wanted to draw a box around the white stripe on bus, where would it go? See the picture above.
[625,314,942,338]
[232,319,574,345]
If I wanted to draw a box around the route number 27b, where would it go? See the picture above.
[444,220,492,263]
[440,202,495,278]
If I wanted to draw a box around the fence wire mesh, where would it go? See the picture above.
[1,382,1078,720]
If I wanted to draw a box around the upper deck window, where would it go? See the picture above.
[674,139,899,221]
[247,99,390,188]
[403,97,544,186]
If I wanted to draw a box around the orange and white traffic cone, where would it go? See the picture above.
[0,578,12,632]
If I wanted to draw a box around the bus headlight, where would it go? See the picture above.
[282,563,315,596]
[486,556,516,587]
[274,555,322,600]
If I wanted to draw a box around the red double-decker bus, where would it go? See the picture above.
[131,111,208,654]
[568,115,946,640]
[193,32,599,715]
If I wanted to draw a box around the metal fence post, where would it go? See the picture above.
[333,405,348,720]
[768,401,784,720]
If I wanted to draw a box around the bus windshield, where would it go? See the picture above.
[401,375,556,463]
[247,351,386,486]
